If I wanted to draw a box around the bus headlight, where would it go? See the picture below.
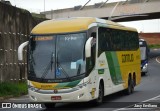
[78,93,84,99]
[143,63,148,69]
[28,85,39,92]
[73,81,88,90]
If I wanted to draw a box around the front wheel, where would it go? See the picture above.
[44,103,56,108]
[95,83,104,105]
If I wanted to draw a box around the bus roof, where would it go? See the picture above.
[31,17,137,34]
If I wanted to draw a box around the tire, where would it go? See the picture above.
[125,77,134,95]
[95,83,104,105]
[141,72,146,76]
[44,103,56,108]
[131,79,134,93]
[133,75,136,87]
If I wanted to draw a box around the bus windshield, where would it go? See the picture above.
[28,33,86,82]
[139,40,149,61]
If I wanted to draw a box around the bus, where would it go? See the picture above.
[139,39,150,75]
[18,17,141,108]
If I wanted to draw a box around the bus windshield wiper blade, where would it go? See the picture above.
[57,62,71,81]
[28,49,35,65]
[40,52,54,82]
[51,52,54,71]
[77,64,81,76]
[56,52,71,81]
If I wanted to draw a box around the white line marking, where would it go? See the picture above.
[156,57,160,64]
[142,95,160,102]
[113,94,160,111]
[114,108,153,111]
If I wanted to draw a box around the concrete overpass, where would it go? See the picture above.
[41,0,160,22]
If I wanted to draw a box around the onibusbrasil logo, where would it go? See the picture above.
[1,103,43,108]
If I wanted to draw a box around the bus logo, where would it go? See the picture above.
[2,103,11,108]
[53,90,58,93]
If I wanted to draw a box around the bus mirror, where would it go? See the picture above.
[18,41,29,61]
[85,37,93,58]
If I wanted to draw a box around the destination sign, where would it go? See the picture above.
[34,36,53,41]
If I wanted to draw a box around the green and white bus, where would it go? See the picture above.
[18,17,141,108]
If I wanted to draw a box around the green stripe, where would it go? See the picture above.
[66,79,81,87]
[105,52,122,85]
[54,79,81,89]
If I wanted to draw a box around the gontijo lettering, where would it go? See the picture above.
[122,54,134,63]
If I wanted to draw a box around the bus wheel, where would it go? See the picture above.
[142,72,146,76]
[131,79,134,93]
[125,77,134,95]
[95,83,104,105]
[44,103,56,108]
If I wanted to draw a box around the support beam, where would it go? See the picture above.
[144,0,150,2]
[98,0,109,8]
[108,1,121,20]
[42,0,160,22]
[80,0,91,10]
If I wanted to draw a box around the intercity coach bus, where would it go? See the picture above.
[18,17,141,108]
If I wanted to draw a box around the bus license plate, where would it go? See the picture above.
[51,96,61,100]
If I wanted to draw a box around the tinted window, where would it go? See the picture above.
[98,27,139,56]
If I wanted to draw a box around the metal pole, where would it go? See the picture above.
[98,0,109,8]
[79,0,91,10]
[0,67,2,83]
[108,1,121,20]
[51,10,53,19]
[44,0,45,12]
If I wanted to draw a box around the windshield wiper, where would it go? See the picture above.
[28,49,36,75]
[56,63,71,81]
[77,64,81,75]
[28,49,35,65]
[51,52,54,71]
[56,52,71,81]
[40,52,54,82]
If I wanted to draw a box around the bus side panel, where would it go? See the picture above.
[95,52,114,96]
[96,52,125,96]
[116,49,141,89]
[104,51,125,93]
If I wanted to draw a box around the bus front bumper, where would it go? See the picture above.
[28,86,93,102]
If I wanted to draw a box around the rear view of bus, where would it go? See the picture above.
[18,17,141,108]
